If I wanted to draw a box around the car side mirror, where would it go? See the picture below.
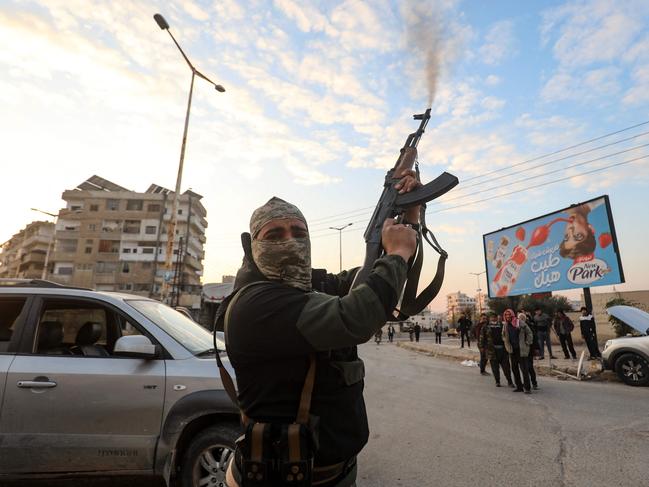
[114,335,158,359]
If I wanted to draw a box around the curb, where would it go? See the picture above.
[397,342,617,382]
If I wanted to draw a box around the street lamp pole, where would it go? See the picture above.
[153,13,225,303]
[469,271,487,314]
[31,208,58,280]
[329,223,353,273]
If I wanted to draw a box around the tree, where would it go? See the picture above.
[488,295,571,316]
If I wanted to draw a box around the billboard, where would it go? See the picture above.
[483,195,624,298]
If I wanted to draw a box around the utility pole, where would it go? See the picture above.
[470,271,486,314]
[329,223,353,273]
[31,208,58,280]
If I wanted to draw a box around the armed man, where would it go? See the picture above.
[220,184,419,487]
[216,109,458,487]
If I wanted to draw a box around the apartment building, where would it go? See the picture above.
[446,291,476,323]
[0,221,55,279]
[49,175,207,309]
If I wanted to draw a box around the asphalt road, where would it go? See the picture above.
[5,343,647,487]
[357,342,649,487]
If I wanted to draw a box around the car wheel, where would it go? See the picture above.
[180,423,239,487]
[614,353,649,387]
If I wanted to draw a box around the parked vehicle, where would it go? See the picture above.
[602,305,649,387]
[447,327,459,337]
[0,279,239,486]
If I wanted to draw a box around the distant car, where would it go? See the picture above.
[602,305,649,387]
[447,327,459,337]
[0,279,239,486]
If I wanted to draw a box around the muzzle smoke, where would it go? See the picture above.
[404,1,446,106]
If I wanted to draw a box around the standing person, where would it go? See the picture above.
[414,323,421,342]
[221,192,419,487]
[579,307,601,359]
[408,326,414,342]
[457,313,472,348]
[553,310,577,359]
[433,319,443,344]
[474,313,489,376]
[479,312,514,387]
[502,309,534,394]
[387,324,395,343]
[519,312,539,390]
[374,328,383,345]
[534,308,556,359]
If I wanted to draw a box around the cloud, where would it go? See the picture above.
[484,74,501,86]
[541,67,621,103]
[478,20,517,65]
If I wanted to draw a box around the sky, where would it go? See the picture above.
[1,0,649,311]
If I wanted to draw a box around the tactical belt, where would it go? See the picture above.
[216,283,350,486]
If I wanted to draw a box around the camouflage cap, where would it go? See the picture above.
[250,197,307,238]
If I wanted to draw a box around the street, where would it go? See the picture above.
[358,342,648,487]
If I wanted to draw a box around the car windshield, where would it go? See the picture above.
[126,299,225,355]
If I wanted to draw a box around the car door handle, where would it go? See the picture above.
[17,379,57,389]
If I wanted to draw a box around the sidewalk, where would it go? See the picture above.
[396,339,617,382]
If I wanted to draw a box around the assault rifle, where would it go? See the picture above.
[351,108,458,319]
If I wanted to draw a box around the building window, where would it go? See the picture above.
[178,209,183,215]
[119,283,133,291]
[123,220,141,234]
[57,239,78,253]
[76,263,93,270]
[88,223,96,231]
[96,262,117,273]
[122,263,130,273]
[98,240,120,253]
[106,199,120,211]
[122,248,131,254]
[70,205,82,211]
[126,200,143,211]
[85,247,92,254]
[57,266,74,275]
[141,248,154,254]
[145,225,157,235]
[89,204,99,212]
[147,203,161,212]
[86,239,93,244]
[101,220,121,233]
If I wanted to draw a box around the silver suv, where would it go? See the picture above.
[0,279,239,486]
[602,305,649,387]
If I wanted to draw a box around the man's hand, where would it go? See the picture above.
[394,169,422,223]
[382,218,417,262]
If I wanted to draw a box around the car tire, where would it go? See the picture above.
[179,423,239,487]
[614,353,649,387]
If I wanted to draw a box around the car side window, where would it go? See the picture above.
[0,297,28,353]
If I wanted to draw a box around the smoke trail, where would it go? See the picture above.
[403,1,445,106]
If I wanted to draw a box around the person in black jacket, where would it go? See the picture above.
[457,313,472,348]
[579,307,601,359]
[223,192,419,487]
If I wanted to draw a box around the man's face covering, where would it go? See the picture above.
[249,197,312,291]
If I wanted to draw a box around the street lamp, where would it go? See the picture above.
[329,223,353,273]
[153,13,225,303]
[469,271,487,314]
[31,208,58,280]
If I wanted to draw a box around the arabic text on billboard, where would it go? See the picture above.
[483,196,624,298]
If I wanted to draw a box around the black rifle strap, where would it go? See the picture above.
[396,204,448,319]
[215,282,316,425]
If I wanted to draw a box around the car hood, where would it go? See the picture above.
[607,305,649,336]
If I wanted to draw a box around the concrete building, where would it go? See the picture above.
[474,292,489,315]
[446,291,476,323]
[0,221,54,279]
[48,175,207,310]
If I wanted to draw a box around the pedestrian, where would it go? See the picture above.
[553,310,577,359]
[387,324,395,343]
[457,313,472,348]
[414,323,421,342]
[408,326,414,342]
[579,307,601,359]
[479,312,514,387]
[474,313,489,375]
[502,308,534,394]
[518,312,539,390]
[433,319,443,344]
[219,192,419,487]
[374,328,383,344]
[534,308,556,359]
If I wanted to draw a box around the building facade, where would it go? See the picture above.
[48,175,207,309]
[0,221,54,279]
[446,291,476,323]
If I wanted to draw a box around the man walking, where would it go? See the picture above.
[534,308,556,359]
[579,307,601,359]
[387,324,395,343]
[502,309,534,393]
[457,313,472,348]
[553,310,577,359]
[474,313,489,375]
[414,323,421,342]
[433,319,443,344]
[479,312,513,387]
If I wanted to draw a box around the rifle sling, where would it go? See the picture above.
[216,282,317,426]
